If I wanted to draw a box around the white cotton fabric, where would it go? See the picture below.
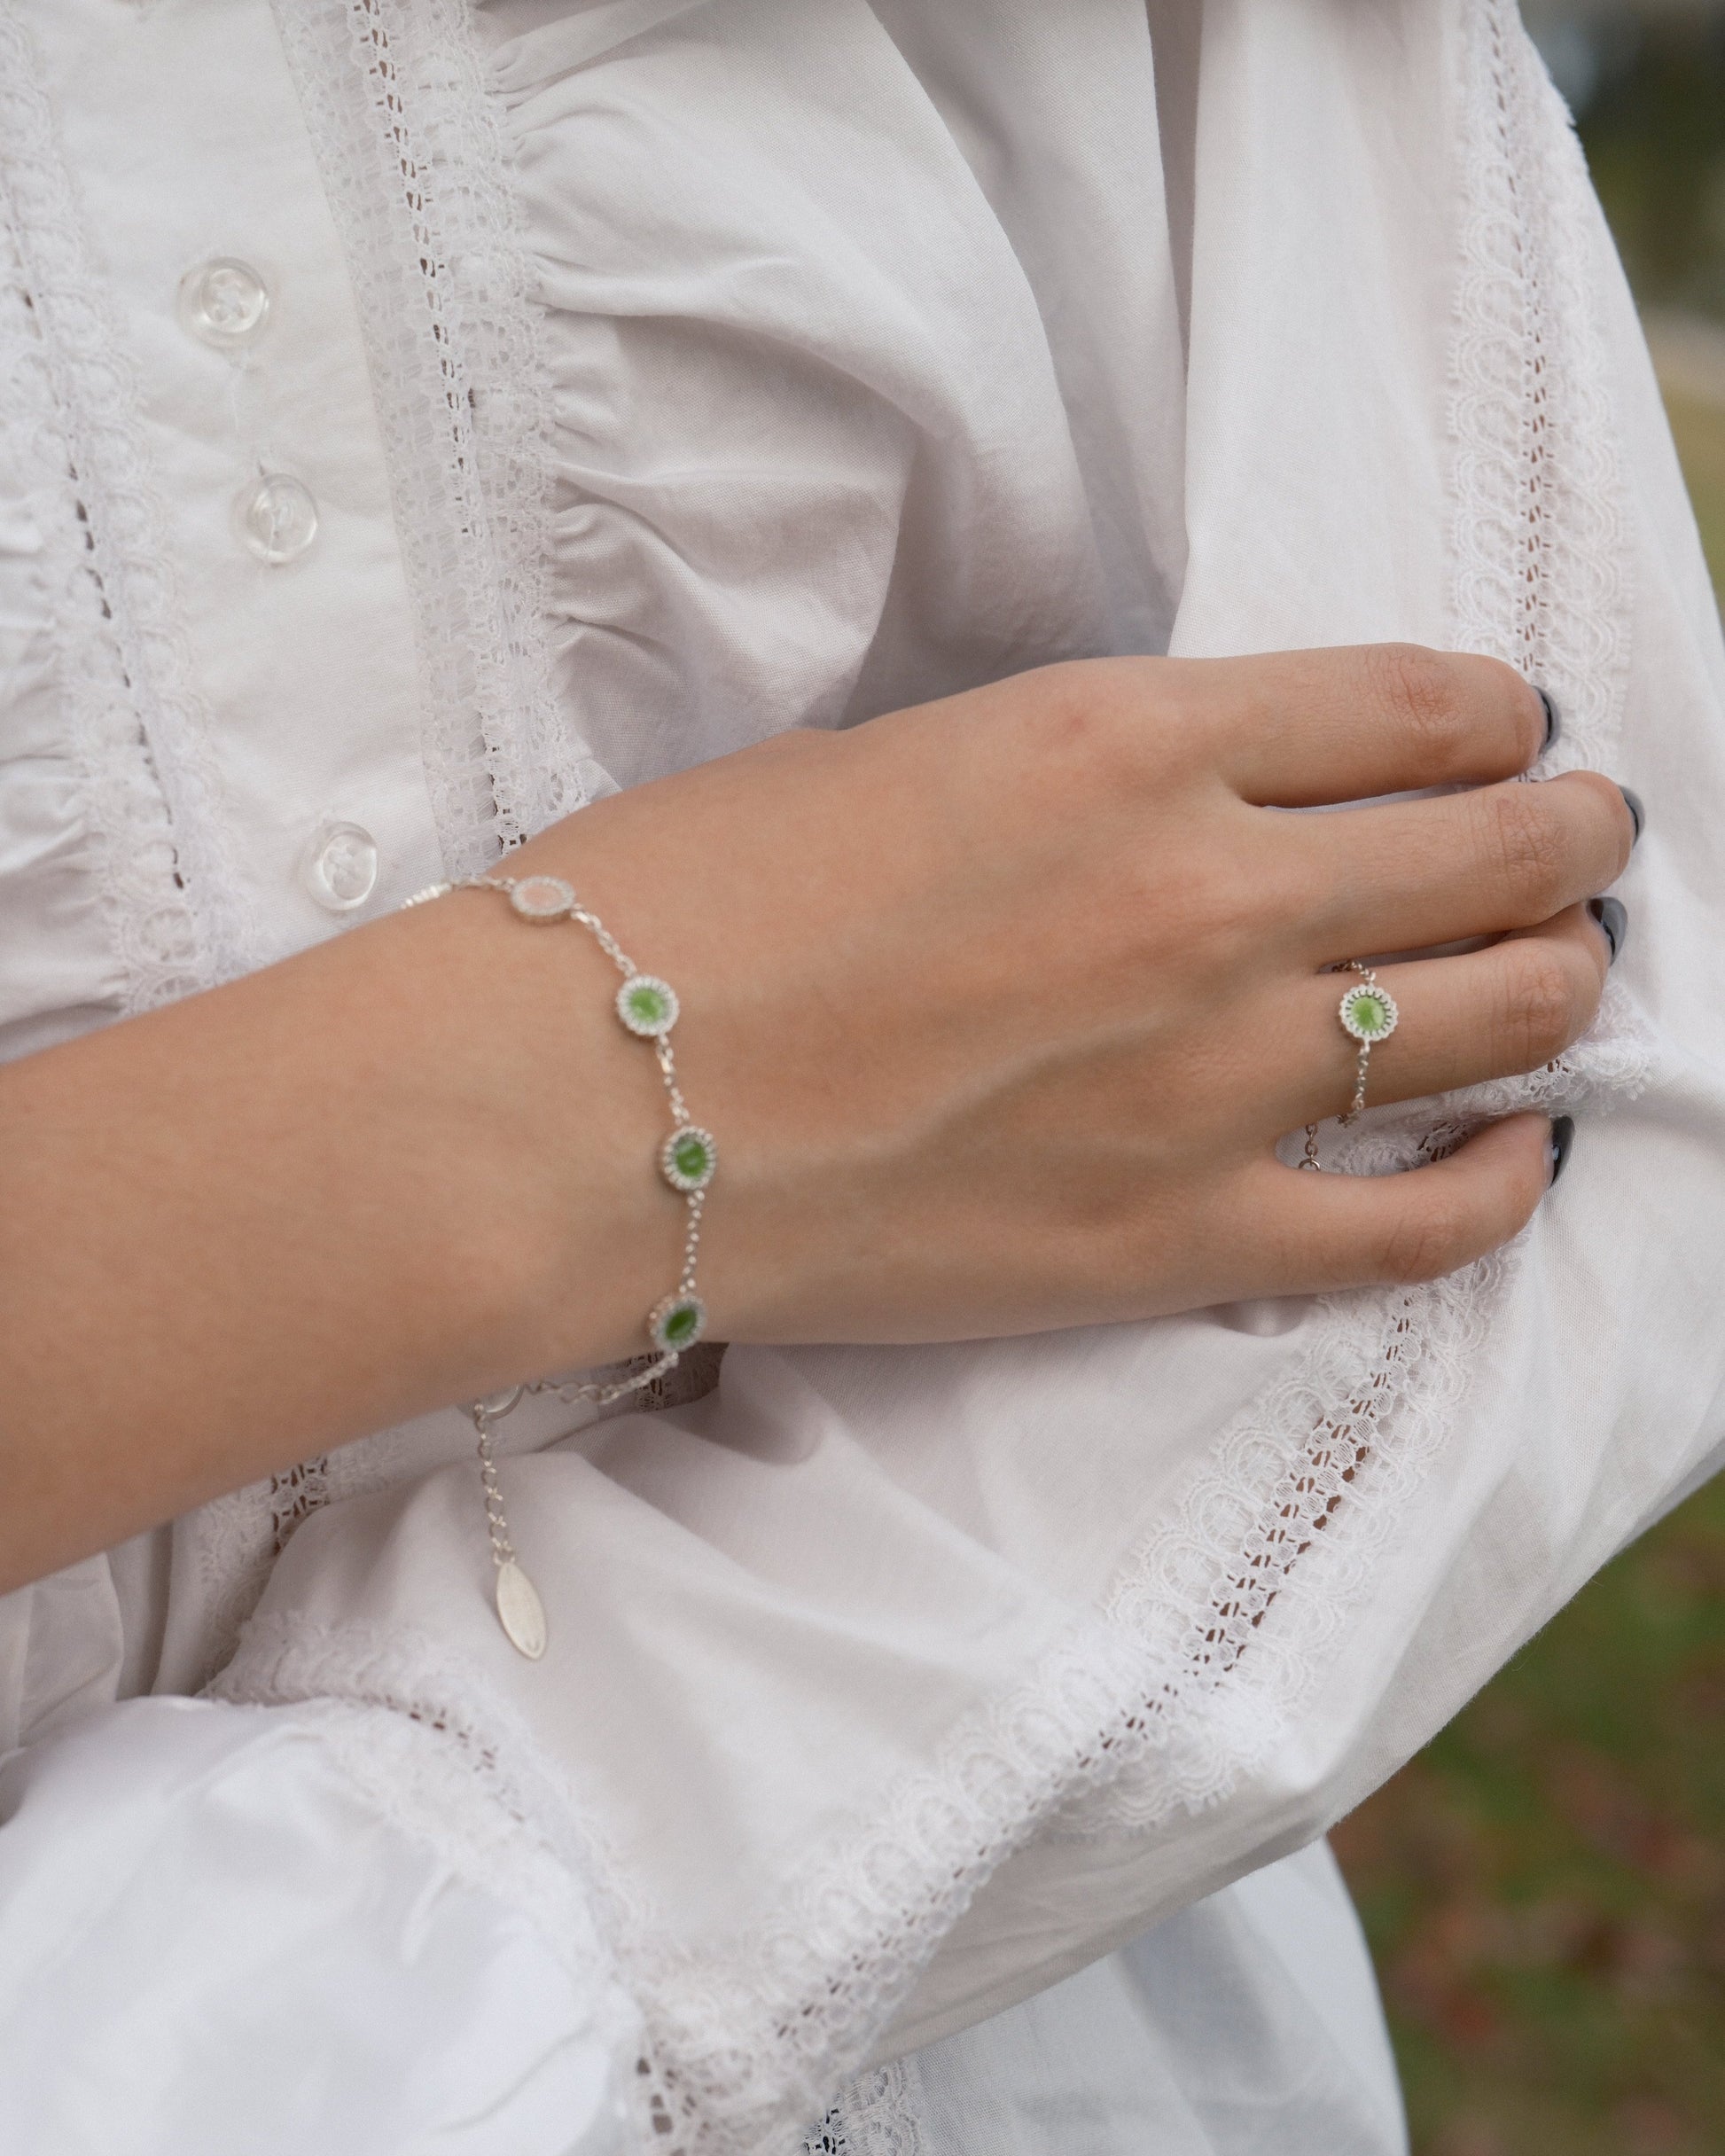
[0,1696,643,2156]
[0,0,1721,2152]
[868,1841,1405,2156]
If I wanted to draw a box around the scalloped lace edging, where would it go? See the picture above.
[0,9,259,1006]
[212,1604,1160,2153]
[269,0,589,876]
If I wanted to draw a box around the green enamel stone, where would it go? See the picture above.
[617,973,679,1037]
[660,1125,716,1192]
[650,1294,707,1352]
[1348,991,1389,1035]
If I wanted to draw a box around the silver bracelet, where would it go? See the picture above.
[402,870,716,1657]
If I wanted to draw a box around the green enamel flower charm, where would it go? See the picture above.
[649,1293,707,1353]
[1339,980,1399,1043]
[616,973,680,1037]
[660,1125,717,1192]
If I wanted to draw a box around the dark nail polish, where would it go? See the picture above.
[1536,687,1561,752]
[1549,1114,1575,1188]
[1620,785,1644,843]
[1588,895,1627,965]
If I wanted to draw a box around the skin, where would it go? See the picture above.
[0,644,1635,1595]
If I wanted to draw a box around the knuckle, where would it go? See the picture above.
[1500,945,1588,1067]
[1482,785,1568,915]
[1369,643,1469,758]
[1031,660,1155,787]
[1376,1197,1471,1285]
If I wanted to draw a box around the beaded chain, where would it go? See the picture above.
[402,870,717,1657]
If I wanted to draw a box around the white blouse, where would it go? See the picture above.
[0,1,1721,2152]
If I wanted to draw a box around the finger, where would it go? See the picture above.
[1174,644,1550,808]
[1285,769,1635,959]
[1274,903,1608,1124]
[1241,1113,1556,1296]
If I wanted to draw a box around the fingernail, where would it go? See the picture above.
[1620,785,1644,844]
[1548,1114,1575,1188]
[1588,894,1627,965]
[1536,687,1560,752]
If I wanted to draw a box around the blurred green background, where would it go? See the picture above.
[1330,10,1725,2151]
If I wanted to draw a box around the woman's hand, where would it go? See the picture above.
[0,644,1634,1586]
[524,644,1632,1349]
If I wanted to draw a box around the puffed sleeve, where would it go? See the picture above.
[0,1694,644,2156]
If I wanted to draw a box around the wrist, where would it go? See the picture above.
[394,869,700,1387]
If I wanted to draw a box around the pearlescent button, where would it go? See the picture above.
[234,473,319,566]
[302,821,379,913]
[177,257,271,350]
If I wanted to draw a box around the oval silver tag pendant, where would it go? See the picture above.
[495,1559,548,1660]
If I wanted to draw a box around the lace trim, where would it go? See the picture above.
[0,10,259,1008]
[259,1691,660,2146]
[804,2066,923,2156]
[269,0,586,877]
[210,1620,699,2155]
[218,8,1654,2149]
[1450,0,1631,772]
[186,1343,730,1704]
[216,1606,1128,2152]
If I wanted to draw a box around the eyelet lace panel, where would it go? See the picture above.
[1450,0,1630,774]
[219,7,1655,2152]
[0,11,259,1012]
[269,0,590,878]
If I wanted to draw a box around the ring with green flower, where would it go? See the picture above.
[1334,961,1397,1126]
[1339,979,1399,1044]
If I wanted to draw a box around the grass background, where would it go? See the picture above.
[1666,391,1725,590]
[1332,1475,1725,2156]
[1330,26,1725,2149]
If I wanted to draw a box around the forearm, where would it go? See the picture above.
[0,817,675,1593]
